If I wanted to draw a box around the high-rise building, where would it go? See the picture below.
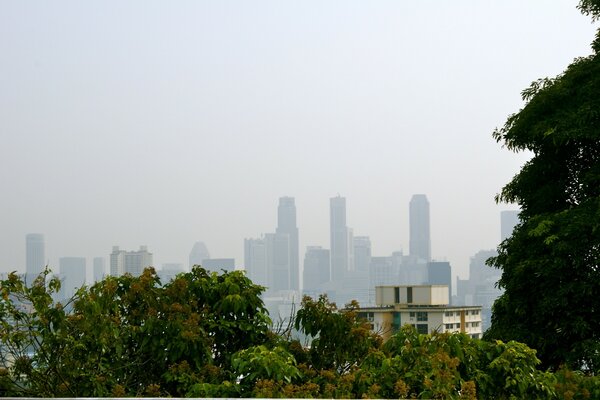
[244,238,268,287]
[330,196,350,282]
[276,197,299,291]
[58,257,86,300]
[500,210,519,242]
[427,261,452,300]
[93,257,106,282]
[266,233,291,292]
[159,263,185,283]
[189,242,210,268]
[353,236,372,273]
[110,245,153,277]
[409,194,431,262]
[26,233,45,281]
[303,246,330,294]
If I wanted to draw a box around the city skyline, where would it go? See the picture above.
[16,196,515,287]
[2,2,596,279]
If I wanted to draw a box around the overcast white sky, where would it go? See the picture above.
[0,1,597,281]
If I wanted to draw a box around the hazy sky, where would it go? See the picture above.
[1,1,597,281]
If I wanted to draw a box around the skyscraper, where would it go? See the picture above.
[426,261,452,300]
[244,237,268,287]
[409,194,431,262]
[189,241,210,268]
[330,196,350,282]
[26,233,45,281]
[93,257,106,282]
[500,210,519,242]
[276,197,299,291]
[266,232,290,292]
[110,245,153,277]
[353,236,372,273]
[303,246,330,294]
[58,257,86,300]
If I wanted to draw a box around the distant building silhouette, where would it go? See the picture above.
[330,196,352,281]
[93,257,106,282]
[189,241,210,268]
[159,262,185,283]
[455,249,501,331]
[353,236,372,273]
[409,194,431,262]
[427,261,452,301]
[500,210,519,242]
[202,258,235,273]
[265,233,291,292]
[276,197,299,291]
[26,233,45,281]
[58,257,86,300]
[244,234,291,294]
[303,246,330,295]
[110,245,153,277]
[244,237,268,287]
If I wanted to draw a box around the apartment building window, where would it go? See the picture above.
[416,312,428,322]
[393,312,401,331]
[416,324,428,334]
[407,287,413,303]
[394,287,400,303]
[445,311,452,317]
[445,324,453,330]
[409,312,415,319]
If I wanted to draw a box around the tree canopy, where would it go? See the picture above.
[485,0,600,373]
[1,267,600,398]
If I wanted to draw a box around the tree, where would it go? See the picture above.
[485,0,600,372]
[0,266,271,396]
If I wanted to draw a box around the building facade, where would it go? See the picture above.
[189,241,210,268]
[330,196,352,282]
[409,194,431,262]
[276,197,299,291]
[26,233,45,282]
[357,285,482,341]
[58,257,86,301]
[110,245,153,277]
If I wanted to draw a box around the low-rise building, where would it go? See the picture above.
[357,285,482,340]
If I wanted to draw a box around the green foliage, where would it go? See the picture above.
[2,269,600,398]
[0,266,271,397]
[487,2,600,373]
[294,295,382,373]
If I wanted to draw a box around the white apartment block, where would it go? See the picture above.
[357,285,482,340]
[110,246,153,277]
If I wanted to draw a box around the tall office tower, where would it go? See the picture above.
[189,242,210,268]
[244,238,268,287]
[409,194,431,262]
[276,197,299,291]
[93,257,106,282]
[500,210,519,242]
[330,196,350,282]
[303,246,330,293]
[266,233,291,292]
[110,245,153,277]
[26,233,45,281]
[426,261,452,300]
[353,236,372,273]
[58,257,86,300]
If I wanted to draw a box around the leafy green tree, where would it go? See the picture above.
[294,295,381,373]
[485,0,600,372]
[0,266,271,396]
